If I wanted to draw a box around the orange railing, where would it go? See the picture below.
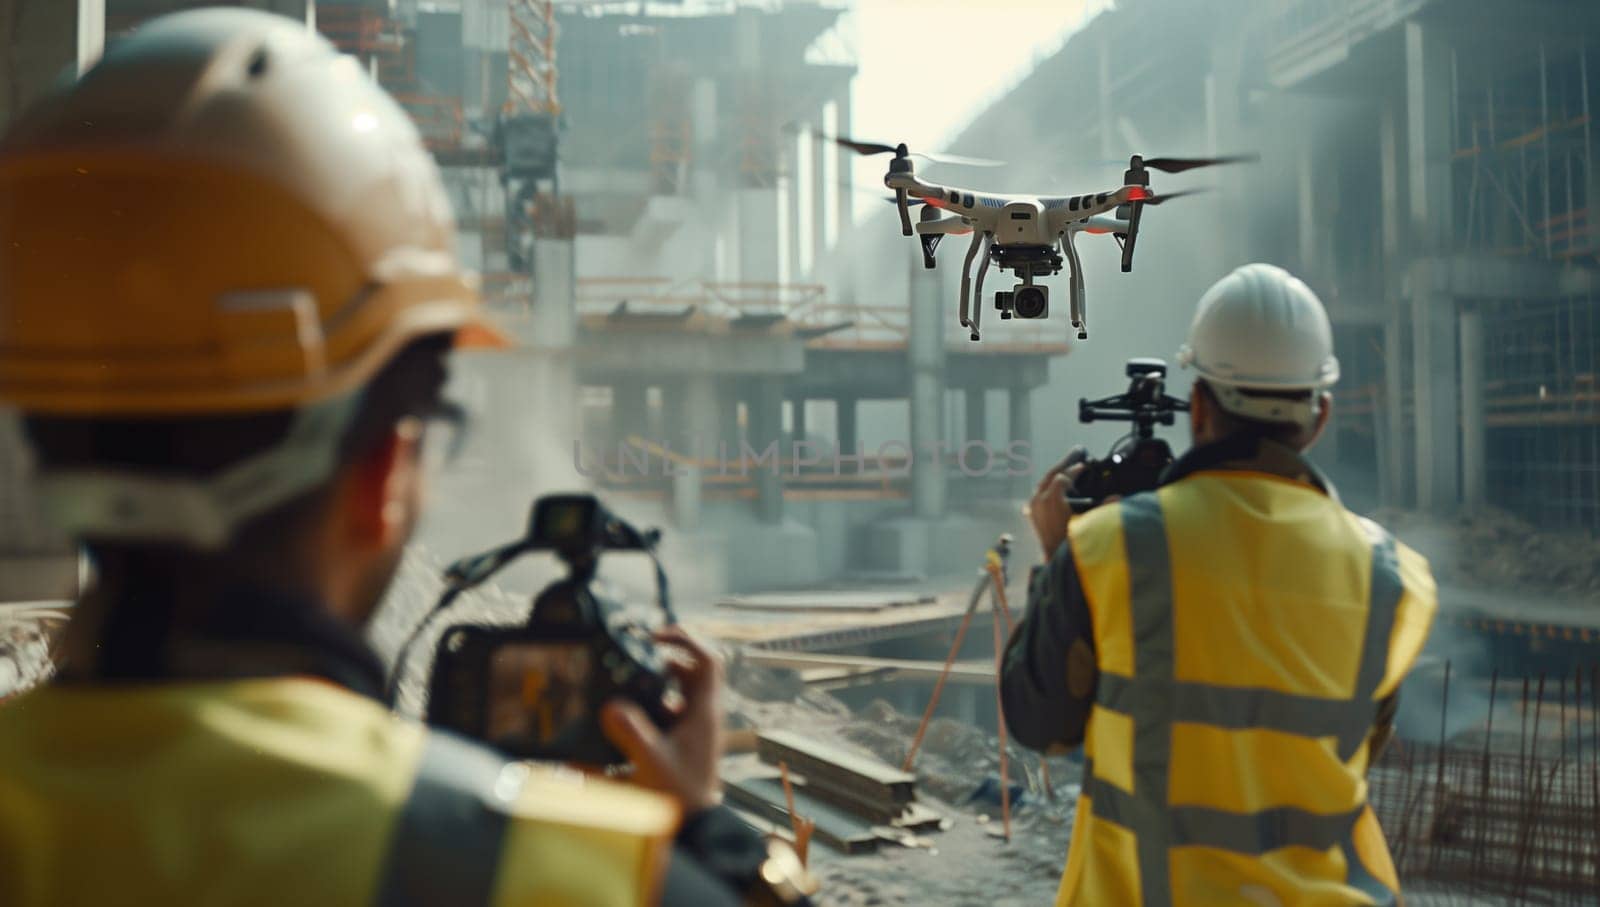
[316,6,401,57]
[394,94,465,153]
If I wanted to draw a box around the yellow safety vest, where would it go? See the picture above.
[0,677,678,907]
[1057,471,1436,907]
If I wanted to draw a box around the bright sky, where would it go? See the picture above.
[842,0,1113,224]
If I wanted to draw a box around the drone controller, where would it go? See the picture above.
[1066,358,1189,512]
[401,494,680,765]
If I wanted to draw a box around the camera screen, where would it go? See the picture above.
[530,498,597,548]
[483,642,595,750]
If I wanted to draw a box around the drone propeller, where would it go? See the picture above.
[1138,153,1259,174]
[1138,187,1209,206]
[804,128,1006,167]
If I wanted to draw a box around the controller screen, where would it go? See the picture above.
[484,642,594,749]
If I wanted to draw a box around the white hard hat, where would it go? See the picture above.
[1175,263,1339,426]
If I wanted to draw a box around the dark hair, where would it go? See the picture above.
[1193,379,1317,449]
[23,334,453,557]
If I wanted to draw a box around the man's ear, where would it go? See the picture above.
[1188,381,1211,442]
[338,424,422,550]
[1303,391,1334,451]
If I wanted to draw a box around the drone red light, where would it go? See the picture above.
[1125,185,1150,201]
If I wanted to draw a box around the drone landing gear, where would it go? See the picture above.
[1062,233,1087,341]
[958,231,990,341]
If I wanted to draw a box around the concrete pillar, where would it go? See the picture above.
[1405,21,1459,513]
[789,397,808,442]
[1377,99,1409,508]
[834,88,853,240]
[910,255,946,520]
[737,187,780,285]
[965,387,987,445]
[836,396,859,463]
[1459,309,1486,512]
[481,352,547,502]
[531,209,579,453]
[1296,141,1321,275]
[612,379,649,448]
[1096,38,1114,159]
[748,377,784,523]
[812,104,830,272]
[1380,316,1408,508]
[1009,383,1034,498]
[0,0,104,128]
[669,372,716,531]
[716,380,742,456]
[1204,34,1248,266]
[785,139,804,285]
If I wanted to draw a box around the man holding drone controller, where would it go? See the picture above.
[0,10,805,907]
[1001,264,1439,906]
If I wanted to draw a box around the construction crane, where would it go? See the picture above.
[500,0,567,271]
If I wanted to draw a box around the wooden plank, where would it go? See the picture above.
[724,776,881,855]
[758,730,916,809]
[742,651,994,685]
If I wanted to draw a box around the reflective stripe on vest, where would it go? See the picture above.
[1083,493,1403,906]
[374,731,519,907]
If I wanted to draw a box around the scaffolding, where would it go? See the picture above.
[1459,40,1600,531]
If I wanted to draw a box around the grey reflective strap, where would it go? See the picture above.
[1352,523,1405,738]
[1340,839,1397,906]
[1088,779,1363,855]
[1096,674,1373,760]
[1119,493,1176,907]
[1341,524,1406,899]
[374,732,514,907]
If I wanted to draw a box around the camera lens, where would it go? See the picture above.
[1014,285,1047,319]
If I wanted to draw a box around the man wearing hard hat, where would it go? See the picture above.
[1002,264,1438,906]
[0,10,803,906]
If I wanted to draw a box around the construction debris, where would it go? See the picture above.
[758,730,917,825]
[1455,509,1600,595]
[1378,507,1600,597]
[1370,665,1600,904]
[0,604,65,700]
[725,726,954,857]
[715,591,936,614]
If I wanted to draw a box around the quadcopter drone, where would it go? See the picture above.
[824,134,1255,342]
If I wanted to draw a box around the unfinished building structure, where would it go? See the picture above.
[0,0,1061,598]
[920,0,1599,527]
[8,0,1593,600]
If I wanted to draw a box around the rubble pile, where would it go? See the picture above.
[835,699,1077,810]
[1454,509,1600,594]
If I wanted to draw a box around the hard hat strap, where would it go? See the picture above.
[35,393,362,550]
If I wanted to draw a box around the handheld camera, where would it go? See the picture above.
[400,494,679,765]
[1066,358,1188,512]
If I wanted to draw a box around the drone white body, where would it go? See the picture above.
[808,131,1250,342]
[887,155,1157,342]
